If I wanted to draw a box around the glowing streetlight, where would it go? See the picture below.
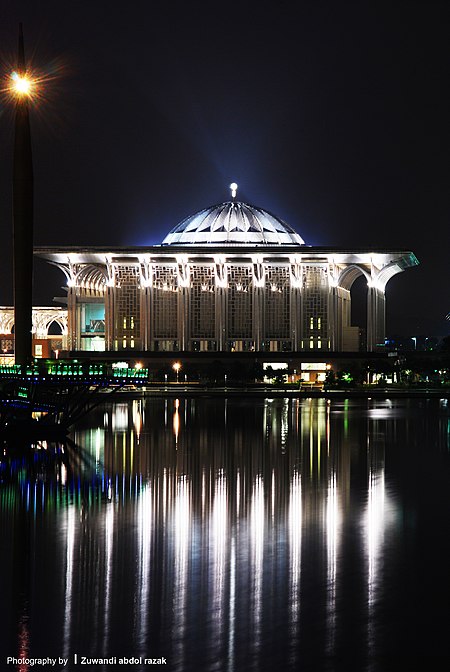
[12,24,34,366]
[172,361,181,383]
[10,70,34,98]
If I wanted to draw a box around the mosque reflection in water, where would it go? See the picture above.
[1,397,449,670]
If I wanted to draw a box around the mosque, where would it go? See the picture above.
[33,186,418,356]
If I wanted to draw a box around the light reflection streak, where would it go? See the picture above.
[173,475,191,667]
[227,535,236,672]
[95,428,103,472]
[63,505,76,659]
[136,484,151,647]
[173,399,180,446]
[366,465,385,609]
[102,502,114,654]
[112,404,128,431]
[132,399,143,441]
[162,468,167,522]
[211,470,228,651]
[363,426,394,659]
[281,399,289,453]
[130,433,134,482]
[271,469,275,521]
[326,400,331,456]
[289,470,302,623]
[326,468,340,654]
[202,468,206,518]
[250,475,265,641]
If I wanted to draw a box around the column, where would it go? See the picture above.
[140,286,151,351]
[328,285,339,351]
[289,286,302,351]
[177,259,190,351]
[139,262,151,351]
[67,286,77,351]
[253,287,264,350]
[104,286,114,351]
[177,288,189,351]
[367,286,386,352]
[290,260,302,351]
[252,259,265,351]
[214,259,227,351]
[215,287,226,351]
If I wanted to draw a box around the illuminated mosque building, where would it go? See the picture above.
[35,186,418,355]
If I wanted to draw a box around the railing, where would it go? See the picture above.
[0,362,149,382]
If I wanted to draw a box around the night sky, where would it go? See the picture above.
[0,1,448,339]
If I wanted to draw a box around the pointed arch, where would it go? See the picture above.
[336,264,370,290]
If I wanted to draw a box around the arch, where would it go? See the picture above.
[0,310,15,334]
[47,261,73,285]
[0,307,69,339]
[336,264,370,291]
[45,317,67,335]
[75,265,107,291]
[376,260,406,289]
[32,309,68,338]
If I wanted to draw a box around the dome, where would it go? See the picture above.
[162,201,305,246]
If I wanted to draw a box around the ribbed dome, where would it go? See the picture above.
[162,201,305,246]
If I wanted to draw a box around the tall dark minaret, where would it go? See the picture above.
[12,23,34,366]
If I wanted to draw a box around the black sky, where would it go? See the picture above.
[0,0,449,338]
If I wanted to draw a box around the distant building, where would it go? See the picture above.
[0,306,67,362]
[35,194,418,355]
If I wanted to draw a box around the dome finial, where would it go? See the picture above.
[229,182,238,199]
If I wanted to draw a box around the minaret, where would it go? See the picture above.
[12,23,34,366]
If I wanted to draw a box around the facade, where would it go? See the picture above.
[0,306,67,362]
[35,198,418,354]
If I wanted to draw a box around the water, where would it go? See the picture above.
[1,396,449,671]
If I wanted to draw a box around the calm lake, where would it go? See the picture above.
[1,396,450,671]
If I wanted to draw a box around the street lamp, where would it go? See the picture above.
[10,24,35,366]
[172,361,181,383]
[10,70,34,97]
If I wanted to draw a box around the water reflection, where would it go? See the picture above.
[1,397,449,671]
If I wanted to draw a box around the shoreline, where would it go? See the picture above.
[108,385,450,400]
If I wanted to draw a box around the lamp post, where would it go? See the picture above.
[172,361,181,383]
[11,24,35,366]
